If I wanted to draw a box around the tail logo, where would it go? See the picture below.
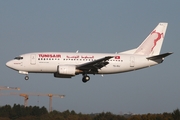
[150,30,163,51]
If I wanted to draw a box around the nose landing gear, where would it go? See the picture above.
[25,76,29,80]
[19,71,29,80]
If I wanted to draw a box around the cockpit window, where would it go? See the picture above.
[14,56,23,60]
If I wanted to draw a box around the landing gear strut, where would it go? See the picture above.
[25,76,29,80]
[82,74,90,83]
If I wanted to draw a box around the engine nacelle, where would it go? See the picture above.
[54,73,73,78]
[57,65,76,75]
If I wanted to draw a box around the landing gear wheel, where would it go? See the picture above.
[25,76,29,80]
[82,75,90,83]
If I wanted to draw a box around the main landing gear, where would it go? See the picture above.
[25,76,29,80]
[82,74,90,83]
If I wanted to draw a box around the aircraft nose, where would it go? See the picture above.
[6,61,13,68]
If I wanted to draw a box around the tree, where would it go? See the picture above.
[172,109,180,120]
[0,105,11,117]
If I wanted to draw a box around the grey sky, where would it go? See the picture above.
[0,1,179,114]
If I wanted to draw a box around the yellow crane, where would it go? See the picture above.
[0,86,20,91]
[11,93,65,112]
[0,86,20,96]
[0,86,20,105]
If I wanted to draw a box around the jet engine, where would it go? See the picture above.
[57,65,76,75]
[53,65,76,78]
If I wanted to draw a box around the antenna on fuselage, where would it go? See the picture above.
[76,50,79,53]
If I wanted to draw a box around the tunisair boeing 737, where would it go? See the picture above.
[6,23,172,83]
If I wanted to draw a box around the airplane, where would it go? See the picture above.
[6,23,172,83]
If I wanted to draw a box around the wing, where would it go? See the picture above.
[76,56,113,73]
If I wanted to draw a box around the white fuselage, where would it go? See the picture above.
[6,52,160,75]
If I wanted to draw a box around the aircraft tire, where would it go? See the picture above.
[82,75,90,83]
[25,76,29,80]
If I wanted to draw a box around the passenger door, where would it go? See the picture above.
[30,54,36,65]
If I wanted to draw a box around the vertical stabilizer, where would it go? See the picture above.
[134,23,168,56]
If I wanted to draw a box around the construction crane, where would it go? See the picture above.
[0,86,20,96]
[19,93,29,107]
[0,86,20,104]
[11,93,65,112]
[0,86,20,91]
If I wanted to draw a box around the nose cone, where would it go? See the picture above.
[6,60,22,71]
[6,61,13,68]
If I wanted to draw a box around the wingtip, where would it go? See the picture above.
[168,52,173,55]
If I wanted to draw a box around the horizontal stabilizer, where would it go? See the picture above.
[147,52,173,60]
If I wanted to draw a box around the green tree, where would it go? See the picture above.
[0,105,11,117]
[30,106,41,116]
[40,106,48,115]
[172,109,180,120]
